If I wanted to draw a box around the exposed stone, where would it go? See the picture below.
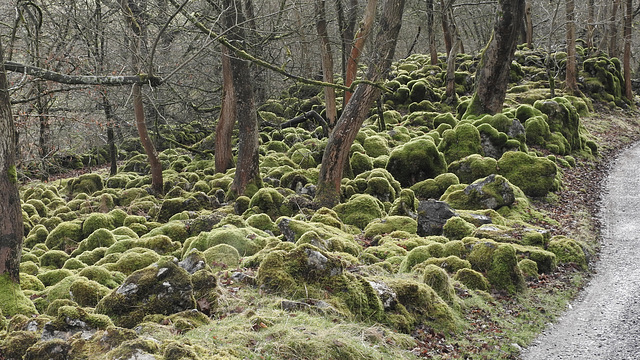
[416,199,457,236]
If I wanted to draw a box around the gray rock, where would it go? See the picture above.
[417,199,457,236]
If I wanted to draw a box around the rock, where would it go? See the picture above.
[96,258,196,328]
[367,280,397,309]
[441,174,516,210]
[416,199,457,236]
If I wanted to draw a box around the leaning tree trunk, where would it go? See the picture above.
[623,0,633,101]
[565,0,577,95]
[316,0,338,126]
[0,38,32,316]
[464,0,525,116]
[224,0,262,198]
[344,0,377,106]
[215,47,236,173]
[316,0,406,208]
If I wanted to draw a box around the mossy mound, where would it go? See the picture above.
[447,155,498,185]
[363,216,418,238]
[333,194,385,229]
[453,268,490,291]
[0,274,38,316]
[45,220,83,251]
[257,244,384,321]
[410,173,460,200]
[96,258,196,328]
[441,174,516,210]
[248,187,292,220]
[497,151,559,197]
[386,137,447,187]
[438,123,484,163]
[67,173,104,196]
[467,241,525,294]
[547,236,588,270]
[183,224,271,257]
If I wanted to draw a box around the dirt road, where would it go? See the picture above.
[520,142,640,360]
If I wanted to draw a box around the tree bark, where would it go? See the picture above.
[344,0,377,106]
[426,0,438,65]
[464,0,525,116]
[102,92,118,176]
[121,0,164,195]
[586,0,595,48]
[445,27,460,102]
[316,0,338,126]
[215,47,236,173]
[524,0,532,48]
[609,0,621,57]
[224,0,262,198]
[441,0,453,55]
[316,0,406,208]
[0,39,24,285]
[3,62,160,86]
[624,0,633,100]
[565,0,577,95]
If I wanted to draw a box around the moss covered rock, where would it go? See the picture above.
[386,138,448,187]
[441,174,516,210]
[45,221,82,251]
[96,258,196,328]
[497,151,559,197]
[453,268,489,291]
[438,123,484,163]
[547,236,587,269]
[183,224,270,257]
[333,194,385,229]
[448,154,498,185]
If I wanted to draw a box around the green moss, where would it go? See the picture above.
[398,243,444,273]
[438,123,484,163]
[248,187,291,220]
[20,261,39,276]
[453,268,489,291]
[386,137,448,187]
[7,165,17,184]
[294,230,360,256]
[76,247,107,266]
[385,278,459,333]
[362,241,408,260]
[69,277,112,307]
[104,248,161,275]
[0,331,40,359]
[0,274,37,316]
[67,173,104,195]
[441,174,516,210]
[363,216,418,238]
[37,268,74,286]
[333,194,385,229]
[45,220,82,250]
[363,135,390,157]
[497,151,558,197]
[19,273,45,292]
[54,305,113,329]
[421,255,471,273]
[202,244,240,270]
[78,266,124,289]
[309,207,344,230]
[389,189,418,217]
[410,173,460,200]
[487,244,525,294]
[82,213,115,237]
[73,228,117,256]
[350,152,374,176]
[40,250,70,269]
[547,236,587,269]
[422,264,457,306]
[518,258,539,280]
[45,299,78,316]
[183,225,270,257]
[112,226,140,239]
[442,217,476,240]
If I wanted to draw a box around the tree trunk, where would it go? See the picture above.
[464,0,525,116]
[224,0,262,198]
[586,0,595,48]
[102,92,118,176]
[441,0,452,55]
[121,0,164,194]
[524,0,532,48]
[215,47,236,173]
[427,0,438,65]
[609,0,621,57]
[344,0,377,106]
[0,38,25,296]
[316,0,406,208]
[565,0,577,95]
[445,27,460,102]
[316,0,338,126]
[624,0,633,100]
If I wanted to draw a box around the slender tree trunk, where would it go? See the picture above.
[427,0,438,65]
[316,0,406,208]
[215,47,236,173]
[121,0,163,194]
[102,93,118,176]
[624,0,633,100]
[609,0,621,57]
[316,0,338,126]
[0,38,25,290]
[524,0,532,48]
[344,0,377,106]
[441,0,452,55]
[445,27,460,102]
[464,0,525,116]
[565,0,577,95]
[224,0,262,198]
[586,0,595,48]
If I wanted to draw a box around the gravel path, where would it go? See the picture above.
[520,142,640,360]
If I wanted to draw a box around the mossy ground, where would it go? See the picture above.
[4,48,638,359]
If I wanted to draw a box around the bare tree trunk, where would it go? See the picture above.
[215,47,236,174]
[102,93,118,176]
[427,0,438,65]
[316,0,406,208]
[445,28,460,102]
[624,0,633,100]
[344,0,377,106]
[609,0,621,57]
[441,0,453,55]
[464,0,525,116]
[0,38,24,289]
[316,0,338,126]
[121,0,163,194]
[586,0,595,48]
[565,0,577,95]
[524,0,532,48]
[224,0,262,198]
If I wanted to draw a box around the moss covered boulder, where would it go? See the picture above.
[248,187,292,220]
[386,138,448,187]
[468,241,525,293]
[497,151,559,197]
[333,194,385,229]
[96,258,196,328]
[410,173,460,200]
[183,224,270,257]
[441,174,516,210]
[448,154,498,184]
[438,123,484,163]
